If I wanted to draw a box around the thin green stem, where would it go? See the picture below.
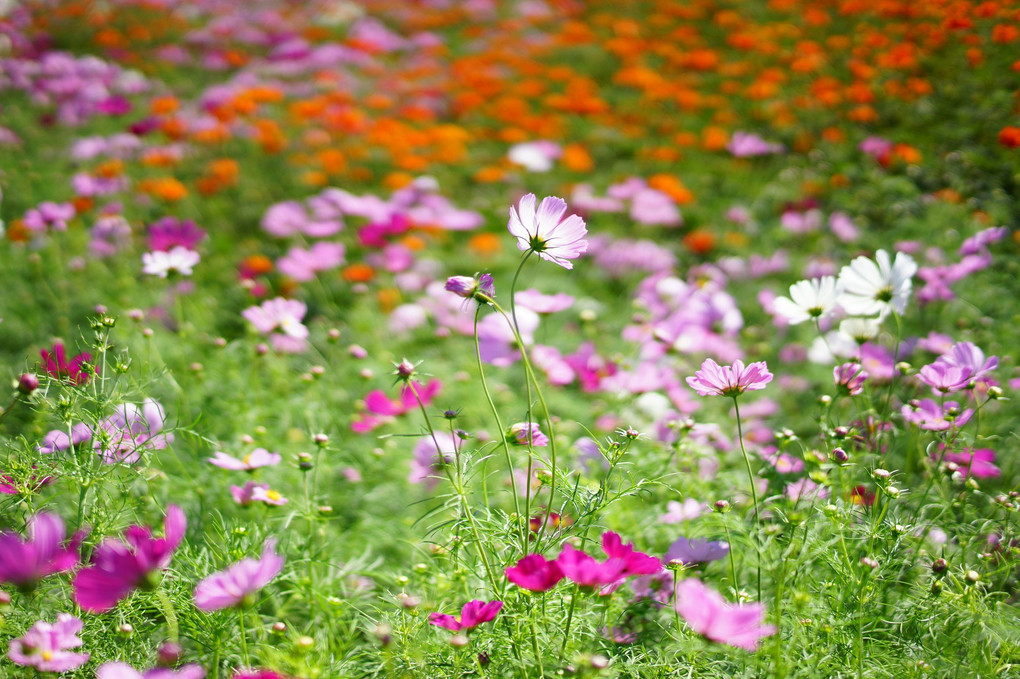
[733,397,761,601]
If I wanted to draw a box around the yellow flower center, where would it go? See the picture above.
[266,490,281,501]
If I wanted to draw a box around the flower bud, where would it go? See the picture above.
[117,623,134,637]
[831,447,849,463]
[156,641,182,666]
[449,634,470,647]
[272,622,287,634]
[17,373,39,395]
[713,500,731,513]
[932,558,948,574]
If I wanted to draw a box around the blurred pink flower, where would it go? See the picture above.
[674,578,775,650]
[194,540,284,611]
[7,614,89,672]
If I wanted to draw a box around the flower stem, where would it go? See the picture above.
[733,397,761,602]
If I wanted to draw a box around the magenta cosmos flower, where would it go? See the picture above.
[194,540,284,611]
[98,662,206,679]
[7,614,89,672]
[686,359,773,397]
[429,599,503,632]
[674,578,776,651]
[0,512,83,589]
[41,341,92,385]
[505,554,564,592]
[73,505,186,613]
[508,193,588,269]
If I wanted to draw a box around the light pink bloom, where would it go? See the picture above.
[514,289,574,314]
[8,614,89,672]
[508,193,588,269]
[242,297,309,353]
[727,132,784,157]
[209,449,281,471]
[194,540,284,611]
[96,399,173,464]
[276,242,345,282]
[674,578,776,650]
[901,399,973,431]
[686,359,773,397]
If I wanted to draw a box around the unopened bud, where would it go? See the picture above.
[831,447,849,463]
[713,500,731,513]
[17,373,39,395]
[117,623,134,637]
[313,433,330,447]
[297,452,313,471]
[932,558,948,574]
[272,622,287,633]
[156,641,182,666]
[965,569,980,584]
[860,556,879,570]
[449,634,470,647]
[296,635,315,650]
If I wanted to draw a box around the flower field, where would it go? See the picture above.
[1,0,1020,676]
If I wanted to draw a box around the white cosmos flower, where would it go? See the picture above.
[142,246,200,278]
[838,317,881,344]
[837,249,917,318]
[772,276,842,325]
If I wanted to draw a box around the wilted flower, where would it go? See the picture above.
[444,274,495,303]
[834,363,868,396]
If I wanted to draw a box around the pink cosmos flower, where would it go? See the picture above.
[98,662,206,679]
[194,540,284,611]
[727,132,784,157]
[935,342,997,383]
[505,554,564,592]
[665,537,729,566]
[23,201,75,233]
[7,614,89,672]
[901,399,973,431]
[73,505,186,613]
[686,359,773,397]
[351,380,442,433]
[231,482,289,506]
[508,193,588,269]
[0,512,83,589]
[96,399,173,464]
[942,448,999,479]
[209,448,281,471]
[147,217,206,252]
[917,362,973,394]
[660,499,706,524]
[429,599,503,632]
[555,543,628,589]
[674,578,776,650]
[409,431,457,489]
[41,342,92,385]
[37,422,93,454]
[242,297,309,354]
[276,242,346,282]
[514,289,574,314]
[233,672,287,679]
[601,532,663,577]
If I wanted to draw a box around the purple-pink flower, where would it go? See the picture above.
[209,448,281,471]
[0,512,83,589]
[917,362,973,394]
[507,193,588,269]
[901,399,973,432]
[429,599,503,632]
[505,554,564,592]
[73,505,187,613]
[7,614,89,672]
[674,578,776,651]
[242,297,310,353]
[686,359,773,397]
[231,481,289,507]
[834,362,869,396]
[147,217,206,252]
[555,543,628,589]
[194,540,284,611]
[507,422,549,447]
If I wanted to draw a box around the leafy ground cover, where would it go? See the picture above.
[1,0,1020,677]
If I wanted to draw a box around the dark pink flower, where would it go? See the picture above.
[429,599,503,632]
[73,505,186,613]
[351,380,442,433]
[505,554,564,592]
[601,532,663,576]
[834,362,868,396]
[0,512,83,589]
[942,448,1000,479]
[686,359,772,397]
[98,662,206,679]
[40,342,92,385]
[147,217,206,252]
[674,578,776,650]
[555,543,627,589]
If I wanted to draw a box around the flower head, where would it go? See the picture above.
[73,505,186,613]
[772,276,841,325]
[242,298,309,353]
[209,449,282,471]
[833,362,869,396]
[194,540,284,611]
[508,422,549,447]
[507,193,587,269]
[142,246,200,277]
[429,599,503,632]
[837,249,917,318]
[506,554,564,592]
[98,662,207,679]
[41,342,92,385]
[0,512,83,589]
[664,537,730,566]
[674,578,776,650]
[444,274,495,303]
[686,359,773,397]
[7,614,89,672]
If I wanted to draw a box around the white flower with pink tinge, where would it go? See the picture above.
[142,246,200,277]
[242,297,309,353]
[508,193,587,269]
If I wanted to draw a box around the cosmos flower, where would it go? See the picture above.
[837,249,917,318]
[507,193,587,269]
[505,554,564,592]
[194,540,284,611]
[72,506,186,613]
[97,663,206,679]
[429,600,503,632]
[209,449,282,471]
[7,614,89,673]
[40,342,92,385]
[674,578,776,650]
[901,399,973,431]
[242,297,309,353]
[686,359,773,397]
[0,512,83,589]
[142,246,200,278]
[507,422,549,447]
[772,276,841,325]
[833,363,869,396]
[664,537,730,566]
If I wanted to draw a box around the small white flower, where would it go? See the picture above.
[772,276,842,325]
[142,246,199,278]
[839,317,881,344]
[837,249,917,318]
